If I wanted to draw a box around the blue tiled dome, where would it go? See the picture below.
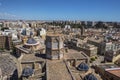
[21,29,26,35]
[27,38,37,44]
[30,31,33,36]
[22,67,33,77]
[77,62,89,71]
[84,73,97,80]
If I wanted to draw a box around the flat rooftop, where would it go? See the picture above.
[15,45,30,54]
[47,60,73,80]
[46,33,63,37]
[64,49,88,60]
[88,37,104,43]
[21,54,45,63]
[16,45,45,54]
[98,64,119,70]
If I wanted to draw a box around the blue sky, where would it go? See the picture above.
[0,0,120,21]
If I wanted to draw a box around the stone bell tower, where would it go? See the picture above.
[81,26,85,36]
[45,34,64,60]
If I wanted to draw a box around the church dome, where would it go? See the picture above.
[22,67,33,77]
[84,73,97,80]
[77,62,89,71]
[25,37,39,46]
[27,38,37,44]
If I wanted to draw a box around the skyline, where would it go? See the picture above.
[0,0,120,21]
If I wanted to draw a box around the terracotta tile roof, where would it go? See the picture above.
[106,68,120,78]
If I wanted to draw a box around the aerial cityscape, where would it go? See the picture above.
[0,0,120,80]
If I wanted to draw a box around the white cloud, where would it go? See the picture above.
[0,12,23,20]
